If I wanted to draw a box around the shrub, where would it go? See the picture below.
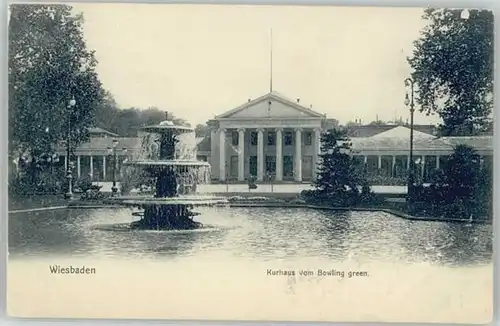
[74,178,93,193]
[9,169,66,197]
[80,184,104,201]
[359,182,381,205]
[412,145,492,220]
[9,174,36,197]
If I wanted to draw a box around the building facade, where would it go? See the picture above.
[45,91,492,184]
[197,91,493,183]
[52,129,139,182]
[199,91,338,182]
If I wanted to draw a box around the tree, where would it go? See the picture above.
[421,144,492,219]
[9,4,104,157]
[408,8,494,136]
[94,90,120,131]
[194,123,210,137]
[94,99,192,137]
[305,129,368,206]
[440,145,491,218]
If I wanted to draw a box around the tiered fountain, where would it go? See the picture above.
[110,112,228,230]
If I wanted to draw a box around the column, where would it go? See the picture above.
[219,128,226,181]
[64,155,68,171]
[314,128,322,179]
[210,129,217,171]
[238,128,245,181]
[294,128,302,182]
[90,156,94,180]
[436,155,440,169]
[391,156,396,177]
[77,156,81,178]
[377,155,382,169]
[257,128,264,181]
[275,128,283,181]
[103,155,107,181]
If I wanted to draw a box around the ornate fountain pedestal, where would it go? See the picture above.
[133,205,201,230]
[108,113,228,231]
[120,195,228,230]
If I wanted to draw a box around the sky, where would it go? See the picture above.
[71,3,441,126]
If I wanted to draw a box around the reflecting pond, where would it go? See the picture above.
[7,207,493,322]
[9,206,492,265]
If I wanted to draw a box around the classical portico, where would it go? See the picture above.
[208,92,336,182]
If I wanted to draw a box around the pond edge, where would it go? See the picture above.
[9,200,488,224]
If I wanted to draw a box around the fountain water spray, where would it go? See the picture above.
[107,112,228,230]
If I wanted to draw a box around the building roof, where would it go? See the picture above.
[442,136,493,151]
[350,135,492,153]
[346,124,436,137]
[370,125,435,140]
[70,137,141,151]
[215,91,325,119]
[88,127,119,137]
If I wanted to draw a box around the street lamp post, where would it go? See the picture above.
[108,139,127,196]
[225,161,229,192]
[266,171,275,193]
[64,97,77,200]
[404,78,415,208]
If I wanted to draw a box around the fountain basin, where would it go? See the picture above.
[103,195,229,230]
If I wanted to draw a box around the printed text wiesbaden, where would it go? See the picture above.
[49,265,96,275]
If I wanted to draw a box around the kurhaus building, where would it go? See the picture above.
[196,91,493,183]
[203,91,338,182]
[42,91,492,184]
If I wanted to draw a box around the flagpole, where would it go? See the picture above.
[270,28,273,93]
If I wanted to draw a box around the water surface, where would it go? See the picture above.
[9,207,492,266]
[7,207,493,322]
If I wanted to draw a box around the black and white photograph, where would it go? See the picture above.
[7,3,494,323]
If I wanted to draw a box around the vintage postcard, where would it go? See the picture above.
[7,2,493,323]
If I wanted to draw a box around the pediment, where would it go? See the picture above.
[216,92,324,119]
[371,125,434,139]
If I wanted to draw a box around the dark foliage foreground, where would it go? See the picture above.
[301,130,492,221]
[410,145,492,220]
[301,129,382,207]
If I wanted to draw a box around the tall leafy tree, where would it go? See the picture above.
[94,101,191,137]
[9,4,103,157]
[94,90,120,131]
[408,8,494,136]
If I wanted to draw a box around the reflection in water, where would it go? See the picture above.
[7,206,493,322]
[398,221,493,266]
[8,207,492,266]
